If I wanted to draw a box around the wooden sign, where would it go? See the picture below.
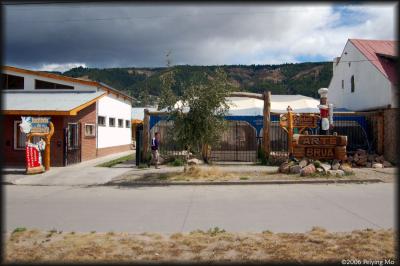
[20,116,50,134]
[297,135,347,146]
[22,116,54,172]
[280,114,318,129]
[279,111,319,154]
[293,114,318,128]
[293,135,347,160]
[31,117,50,133]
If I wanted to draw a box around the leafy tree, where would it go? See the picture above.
[160,68,234,168]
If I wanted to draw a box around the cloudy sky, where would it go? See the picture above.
[4,2,398,72]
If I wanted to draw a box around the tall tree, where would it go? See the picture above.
[160,68,234,168]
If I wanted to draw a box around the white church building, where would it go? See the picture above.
[327,39,397,111]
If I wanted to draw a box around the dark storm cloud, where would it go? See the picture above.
[3,3,396,70]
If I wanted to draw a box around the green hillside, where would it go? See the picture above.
[60,62,332,106]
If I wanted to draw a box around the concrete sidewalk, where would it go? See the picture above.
[3,151,134,186]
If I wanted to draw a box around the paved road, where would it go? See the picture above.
[4,183,395,233]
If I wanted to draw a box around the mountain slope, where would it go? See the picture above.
[60,62,332,106]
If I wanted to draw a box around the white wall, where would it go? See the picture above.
[328,41,393,111]
[97,93,132,148]
[3,69,96,91]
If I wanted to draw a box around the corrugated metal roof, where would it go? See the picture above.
[3,91,105,111]
[350,39,397,84]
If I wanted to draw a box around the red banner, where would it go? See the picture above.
[25,144,42,169]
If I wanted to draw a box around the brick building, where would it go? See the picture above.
[2,66,133,167]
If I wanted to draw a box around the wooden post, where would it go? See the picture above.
[263,91,271,157]
[142,109,150,161]
[44,122,54,170]
[230,91,263,100]
[377,114,384,155]
[287,110,294,154]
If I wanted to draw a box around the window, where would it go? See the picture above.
[67,123,79,149]
[85,124,96,137]
[35,79,74,90]
[2,74,24,90]
[351,75,355,93]
[98,116,106,126]
[341,80,344,89]
[125,120,131,128]
[14,121,40,150]
[118,119,123,128]
[109,118,115,127]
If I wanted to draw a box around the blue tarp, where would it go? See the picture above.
[150,114,368,137]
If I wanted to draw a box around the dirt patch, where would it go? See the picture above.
[292,65,324,80]
[258,68,284,82]
[5,227,395,263]
[110,166,394,184]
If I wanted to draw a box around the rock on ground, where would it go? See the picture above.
[339,163,353,175]
[279,162,291,174]
[320,163,331,173]
[289,165,302,174]
[331,160,340,170]
[187,159,204,165]
[327,169,345,177]
[299,159,308,168]
[300,164,316,177]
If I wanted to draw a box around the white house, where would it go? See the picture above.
[2,66,133,166]
[327,39,397,111]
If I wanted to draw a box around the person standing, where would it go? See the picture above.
[151,132,160,169]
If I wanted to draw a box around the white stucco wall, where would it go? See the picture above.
[3,69,96,91]
[97,94,132,148]
[328,41,393,111]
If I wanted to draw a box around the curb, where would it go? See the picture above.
[105,178,384,187]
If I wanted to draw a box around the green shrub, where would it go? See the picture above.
[96,154,134,167]
[207,226,226,236]
[169,158,185,167]
[12,227,26,234]
[313,160,321,168]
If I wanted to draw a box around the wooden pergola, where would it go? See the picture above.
[141,91,271,160]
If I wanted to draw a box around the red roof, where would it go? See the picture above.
[350,39,398,84]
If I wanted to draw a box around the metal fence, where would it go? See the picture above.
[265,114,373,156]
[210,121,258,162]
[150,120,185,157]
[149,113,373,162]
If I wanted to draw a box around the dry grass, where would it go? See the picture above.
[171,166,237,181]
[4,227,395,263]
[158,166,382,182]
[115,166,394,184]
